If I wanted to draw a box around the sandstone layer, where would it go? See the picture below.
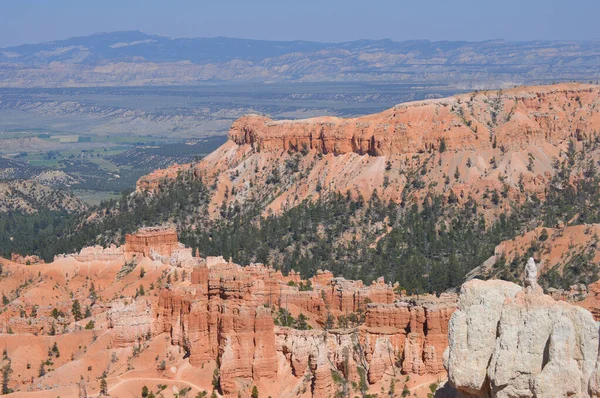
[0,227,455,397]
[125,225,180,257]
[137,84,600,220]
[155,262,456,396]
[229,84,600,156]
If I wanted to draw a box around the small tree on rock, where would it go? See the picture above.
[72,300,82,322]
[100,371,108,395]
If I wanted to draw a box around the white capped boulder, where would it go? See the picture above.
[443,258,600,398]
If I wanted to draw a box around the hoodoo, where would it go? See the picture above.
[0,228,457,397]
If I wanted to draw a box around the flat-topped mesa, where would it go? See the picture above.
[229,84,600,155]
[125,226,179,257]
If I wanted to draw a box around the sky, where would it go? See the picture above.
[1,0,599,47]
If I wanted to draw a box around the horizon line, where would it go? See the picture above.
[4,29,600,49]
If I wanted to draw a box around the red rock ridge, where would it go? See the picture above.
[229,84,600,155]
[135,83,600,221]
[0,227,458,397]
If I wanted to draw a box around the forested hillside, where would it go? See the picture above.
[4,84,600,294]
[5,136,600,293]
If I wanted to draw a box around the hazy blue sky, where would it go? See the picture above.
[1,0,598,47]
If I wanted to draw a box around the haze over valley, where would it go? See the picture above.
[2,2,600,397]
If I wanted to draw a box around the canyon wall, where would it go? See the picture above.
[153,261,456,396]
[136,84,600,220]
[229,84,600,156]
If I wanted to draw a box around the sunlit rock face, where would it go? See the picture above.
[155,260,457,396]
[443,258,600,398]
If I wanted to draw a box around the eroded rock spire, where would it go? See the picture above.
[525,257,538,288]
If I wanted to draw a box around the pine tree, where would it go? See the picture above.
[100,372,108,395]
[324,313,334,330]
[439,138,447,153]
[251,386,259,398]
[296,314,309,330]
[51,342,60,358]
[402,384,410,397]
[71,300,82,322]
[1,357,12,395]
[389,378,396,397]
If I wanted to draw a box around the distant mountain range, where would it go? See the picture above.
[0,30,599,87]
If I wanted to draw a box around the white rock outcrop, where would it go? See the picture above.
[524,257,537,288]
[443,258,600,398]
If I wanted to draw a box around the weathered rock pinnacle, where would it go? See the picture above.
[525,257,538,288]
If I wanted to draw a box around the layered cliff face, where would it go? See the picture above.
[229,84,600,156]
[137,84,600,219]
[0,225,457,397]
[125,225,180,257]
[108,298,154,348]
[154,261,457,396]
[442,259,600,397]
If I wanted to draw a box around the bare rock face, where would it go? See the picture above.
[61,244,124,262]
[154,261,455,396]
[362,299,455,381]
[137,84,600,220]
[444,259,600,397]
[0,229,458,396]
[229,85,600,156]
[524,257,537,288]
[276,329,339,397]
[156,263,281,395]
[108,298,154,348]
[446,279,523,395]
[125,226,180,257]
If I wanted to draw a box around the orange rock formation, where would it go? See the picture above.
[0,229,456,397]
[125,226,180,257]
[137,83,600,220]
[229,84,600,156]
[155,261,456,396]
